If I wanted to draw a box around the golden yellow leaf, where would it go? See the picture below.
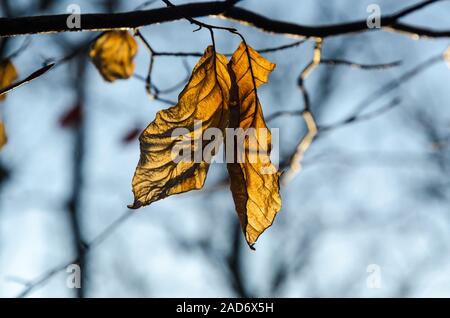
[227,42,281,247]
[89,31,138,82]
[0,59,19,101]
[0,121,6,150]
[129,46,231,208]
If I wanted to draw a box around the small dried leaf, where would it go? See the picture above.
[444,46,450,69]
[129,46,231,208]
[0,121,7,150]
[227,42,281,247]
[89,31,138,82]
[0,59,19,101]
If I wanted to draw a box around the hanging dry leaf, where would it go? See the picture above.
[89,31,138,82]
[0,59,18,101]
[227,42,281,247]
[129,46,231,209]
[0,121,7,150]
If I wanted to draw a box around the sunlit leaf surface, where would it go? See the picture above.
[227,42,282,247]
[129,46,231,208]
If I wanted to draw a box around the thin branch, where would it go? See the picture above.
[153,39,308,57]
[205,51,445,191]
[161,0,237,35]
[281,110,318,185]
[351,54,443,116]
[274,51,444,184]
[266,57,402,123]
[135,29,156,97]
[134,0,158,11]
[251,39,309,54]
[276,44,442,184]
[319,97,402,132]
[0,63,54,98]
[5,37,31,59]
[156,59,190,94]
[320,59,402,70]
[391,0,443,20]
[280,39,322,184]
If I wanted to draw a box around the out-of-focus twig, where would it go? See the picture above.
[281,38,322,184]
[351,54,443,117]
[16,211,134,298]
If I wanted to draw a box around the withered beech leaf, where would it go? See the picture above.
[89,31,138,82]
[0,121,7,150]
[227,42,281,247]
[129,46,231,209]
[0,59,19,101]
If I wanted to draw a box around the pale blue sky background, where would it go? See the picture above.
[1,0,450,297]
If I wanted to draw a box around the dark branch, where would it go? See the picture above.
[0,63,54,97]
[0,0,449,38]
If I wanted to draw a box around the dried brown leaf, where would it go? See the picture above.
[227,42,281,247]
[129,46,231,208]
[89,31,138,82]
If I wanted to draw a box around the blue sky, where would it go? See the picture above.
[1,0,450,297]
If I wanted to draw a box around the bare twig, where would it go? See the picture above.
[282,110,318,185]
[135,29,156,97]
[0,63,54,98]
[320,59,402,70]
[351,54,443,116]
[5,37,31,59]
[153,39,308,57]
[319,97,402,132]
